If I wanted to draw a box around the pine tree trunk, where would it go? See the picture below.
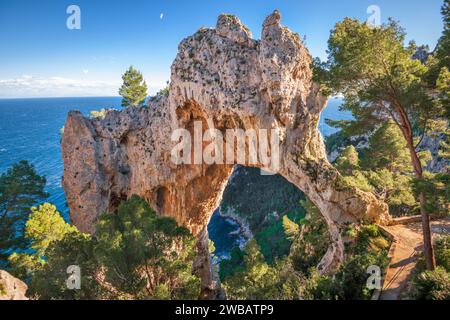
[393,104,436,271]
[418,192,436,271]
[406,138,436,271]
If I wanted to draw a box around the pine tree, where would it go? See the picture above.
[314,17,443,270]
[0,161,47,268]
[28,230,102,300]
[364,121,412,173]
[119,66,148,108]
[24,196,201,300]
[222,240,298,300]
[94,195,200,299]
[335,145,360,175]
[8,203,77,280]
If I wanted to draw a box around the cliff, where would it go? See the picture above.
[0,270,28,300]
[61,11,390,295]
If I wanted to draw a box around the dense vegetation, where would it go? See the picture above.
[0,161,48,269]
[4,191,200,300]
[409,235,450,300]
[314,1,450,270]
[219,198,390,300]
[333,122,422,216]
[1,1,449,301]
[220,166,306,264]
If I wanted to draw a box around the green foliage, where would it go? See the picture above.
[317,14,449,223]
[409,267,450,300]
[119,66,148,108]
[409,235,450,300]
[95,195,200,300]
[222,240,302,300]
[413,172,450,216]
[314,18,437,137]
[305,225,390,300]
[219,246,245,281]
[222,223,389,300]
[254,211,304,264]
[15,196,200,300]
[335,145,360,175]
[26,203,76,254]
[324,130,359,155]
[0,161,47,268]
[7,204,100,299]
[426,0,450,87]
[220,166,306,264]
[338,170,373,193]
[365,169,417,214]
[435,235,450,271]
[209,239,216,255]
[333,126,419,216]
[290,198,330,275]
[416,235,450,273]
[363,121,411,172]
[437,0,450,67]
[8,252,43,282]
[302,270,338,300]
[28,230,103,300]
[221,167,305,232]
[313,14,449,223]
[436,67,450,122]
[8,203,76,280]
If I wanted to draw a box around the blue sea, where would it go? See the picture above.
[0,96,350,254]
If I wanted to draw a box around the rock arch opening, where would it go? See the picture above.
[207,165,308,262]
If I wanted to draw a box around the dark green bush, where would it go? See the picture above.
[410,267,450,300]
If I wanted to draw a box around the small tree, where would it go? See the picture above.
[222,240,296,300]
[119,66,148,108]
[28,230,102,300]
[94,195,200,299]
[290,198,330,275]
[335,145,360,175]
[0,161,47,267]
[8,203,76,280]
[364,121,413,172]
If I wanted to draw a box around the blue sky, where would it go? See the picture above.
[0,0,445,98]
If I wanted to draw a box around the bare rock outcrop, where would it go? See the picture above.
[0,270,28,300]
[62,11,390,295]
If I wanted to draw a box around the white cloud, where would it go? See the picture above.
[0,75,121,98]
[82,69,89,74]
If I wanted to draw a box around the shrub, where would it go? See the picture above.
[304,224,390,300]
[409,267,450,300]
[435,236,450,271]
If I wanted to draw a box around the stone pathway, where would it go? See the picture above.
[379,218,450,300]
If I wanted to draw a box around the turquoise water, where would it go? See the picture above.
[0,96,349,253]
[208,209,247,259]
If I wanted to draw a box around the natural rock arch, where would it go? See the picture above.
[62,11,390,296]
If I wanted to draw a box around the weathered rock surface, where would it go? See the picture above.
[62,11,390,295]
[0,270,28,300]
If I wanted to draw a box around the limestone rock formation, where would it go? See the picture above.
[0,270,28,300]
[62,11,391,295]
